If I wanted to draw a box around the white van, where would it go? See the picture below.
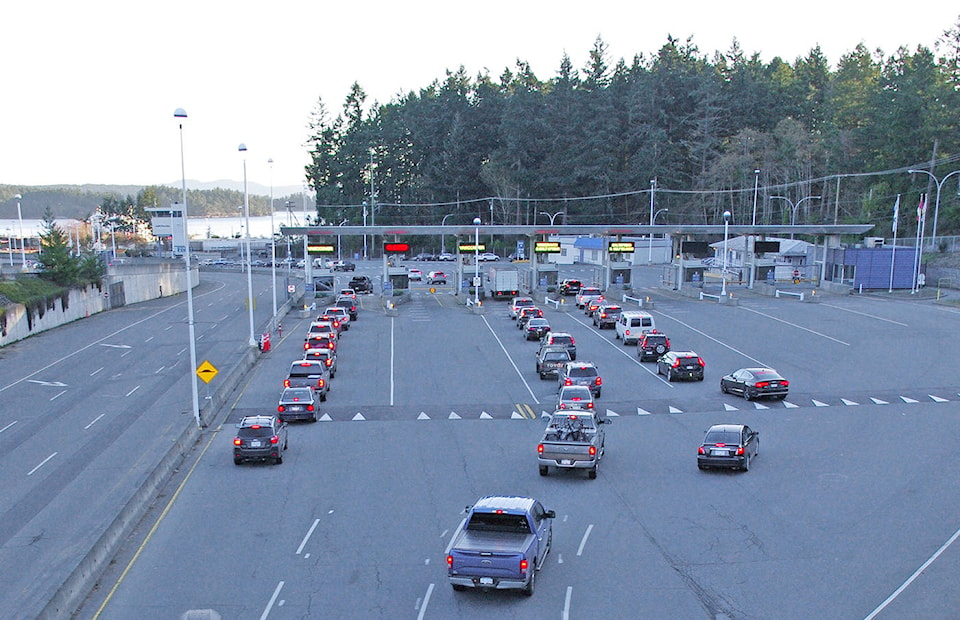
[615,311,656,345]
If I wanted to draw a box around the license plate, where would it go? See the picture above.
[287,406,302,411]
[561,459,574,465]
[250,440,262,447]
[479,577,494,585]
[711,449,728,456]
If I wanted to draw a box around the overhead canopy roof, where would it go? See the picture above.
[280,224,874,237]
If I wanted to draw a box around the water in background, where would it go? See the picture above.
[0,212,301,240]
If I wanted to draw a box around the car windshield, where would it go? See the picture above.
[239,426,273,438]
[528,319,548,327]
[545,352,568,361]
[704,430,741,445]
[568,367,597,377]
[561,387,591,398]
[551,335,572,344]
[282,388,312,400]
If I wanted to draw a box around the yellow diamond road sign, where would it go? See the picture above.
[196,360,219,384]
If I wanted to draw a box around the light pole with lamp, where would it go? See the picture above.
[238,144,256,347]
[908,168,960,251]
[173,108,201,429]
[751,169,760,226]
[441,213,456,254]
[473,217,481,306]
[645,208,669,263]
[15,193,25,268]
[770,195,821,238]
[721,210,731,297]
[647,179,656,263]
[539,211,564,225]
[268,158,277,322]
[6,227,13,266]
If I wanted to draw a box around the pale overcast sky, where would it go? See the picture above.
[2,1,956,192]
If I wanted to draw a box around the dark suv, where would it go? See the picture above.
[335,297,358,321]
[557,361,602,397]
[540,332,576,360]
[233,415,288,465]
[593,303,622,329]
[638,332,670,361]
[536,346,572,380]
[559,279,582,296]
[348,275,373,293]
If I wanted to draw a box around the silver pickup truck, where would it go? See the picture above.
[537,411,610,479]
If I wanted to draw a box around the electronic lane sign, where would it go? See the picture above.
[534,241,561,253]
[458,243,486,252]
[383,242,410,253]
[307,236,335,255]
[608,241,635,253]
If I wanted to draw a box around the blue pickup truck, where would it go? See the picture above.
[446,495,555,596]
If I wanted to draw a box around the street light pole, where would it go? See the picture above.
[441,213,455,254]
[721,210,731,297]
[174,108,201,429]
[908,169,960,250]
[751,169,760,227]
[647,179,656,263]
[238,143,256,347]
[15,193,25,268]
[473,217,481,306]
[268,158,277,322]
[770,195,821,238]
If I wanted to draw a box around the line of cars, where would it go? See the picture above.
[232,291,360,465]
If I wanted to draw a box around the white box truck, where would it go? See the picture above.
[488,266,520,300]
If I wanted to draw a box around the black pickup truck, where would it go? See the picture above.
[348,275,373,293]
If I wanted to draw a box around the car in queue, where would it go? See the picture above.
[338,288,357,299]
[637,331,669,360]
[575,287,603,309]
[517,306,543,330]
[697,423,759,472]
[306,321,338,342]
[556,384,595,410]
[557,361,602,397]
[304,334,336,354]
[334,297,358,321]
[348,275,373,293]
[408,268,424,281]
[584,297,604,316]
[315,313,343,335]
[284,359,330,400]
[509,296,536,319]
[657,351,705,382]
[324,306,351,329]
[616,311,656,345]
[592,303,622,329]
[524,317,552,341]
[720,368,789,400]
[427,270,448,284]
[233,415,288,465]
[558,279,582,296]
[277,387,319,423]
[305,347,337,377]
[540,331,575,360]
[536,346,572,380]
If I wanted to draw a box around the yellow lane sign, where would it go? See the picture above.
[197,360,219,384]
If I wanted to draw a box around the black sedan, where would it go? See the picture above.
[657,351,704,381]
[720,367,789,400]
[525,317,552,340]
[697,423,759,471]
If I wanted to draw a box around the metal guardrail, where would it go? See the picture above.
[775,289,805,301]
[699,291,722,302]
[543,297,560,309]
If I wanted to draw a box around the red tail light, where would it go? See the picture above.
[595,377,602,386]
[589,445,597,456]
[698,446,705,455]
[755,381,770,388]
[270,435,279,444]
[307,404,315,411]
[519,559,528,572]
[325,359,333,367]
[277,405,285,412]
[537,444,544,455]
[328,342,334,349]
[672,359,681,368]
[600,312,607,318]
[587,402,594,409]
[698,357,705,366]
[714,443,726,447]
[666,338,671,347]
[283,379,291,387]
[446,555,453,567]
[304,342,310,350]
[781,379,790,387]
[564,378,572,386]
[234,437,242,446]
[317,379,325,388]
[736,446,745,455]
[569,337,575,344]
[625,329,631,336]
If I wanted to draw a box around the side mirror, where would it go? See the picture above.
[602,418,613,425]
[463,505,472,514]
[544,510,556,519]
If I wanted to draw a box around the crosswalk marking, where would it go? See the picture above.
[930,395,949,403]
[783,401,799,408]
[754,402,769,409]
[723,403,738,411]
[812,400,830,407]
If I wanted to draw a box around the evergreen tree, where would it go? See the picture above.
[38,206,80,286]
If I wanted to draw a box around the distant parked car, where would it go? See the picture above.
[427,270,448,284]
[332,260,356,271]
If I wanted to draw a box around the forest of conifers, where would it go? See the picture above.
[305,25,960,239]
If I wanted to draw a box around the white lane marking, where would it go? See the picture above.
[352,413,365,421]
[812,400,830,407]
[654,311,769,366]
[576,524,594,556]
[90,367,104,376]
[870,397,889,405]
[50,390,67,401]
[177,347,187,356]
[930,395,949,403]
[723,403,738,411]
[565,313,670,386]
[416,583,435,620]
[738,306,850,346]
[28,452,58,476]
[120,349,132,357]
[125,385,141,397]
[145,336,154,343]
[390,316,395,406]
[0,420,18,433]
[821,303,909,326]
[864,526,960,620]
[418,412,430,420]
[563,586,573,620]
[637,407,652,415]
[155,366,165,374]
[783,401,799,408]
[85,414,105,429]
[260,581,284,620]
[480,315,540,403]
[99,343,132,349]
[841,398,859,406]
[901,396,919,404]
[296,518,321,555]
[445,519,466,555]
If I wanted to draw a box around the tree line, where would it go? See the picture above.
[305,21,960,240]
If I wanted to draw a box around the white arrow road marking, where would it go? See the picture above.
[901,396,919,404]
[783,401,799,408]
[723,403,738,411]
[841,399,859,406]
[871,397,889,405]
[930,395,949,403]
[812,400,830,407]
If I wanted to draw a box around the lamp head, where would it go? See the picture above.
[473,217,481,225]
[723,210,731,222]
[238,143,247,153]
[14,194,22,200]
[174,108,187,119]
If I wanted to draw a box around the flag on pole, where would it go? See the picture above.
[892,194,900,234]
[917,194,926,222]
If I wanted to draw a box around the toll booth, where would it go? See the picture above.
[535,263,559,290]
[387,267,409,290]
[609,261,631,288]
